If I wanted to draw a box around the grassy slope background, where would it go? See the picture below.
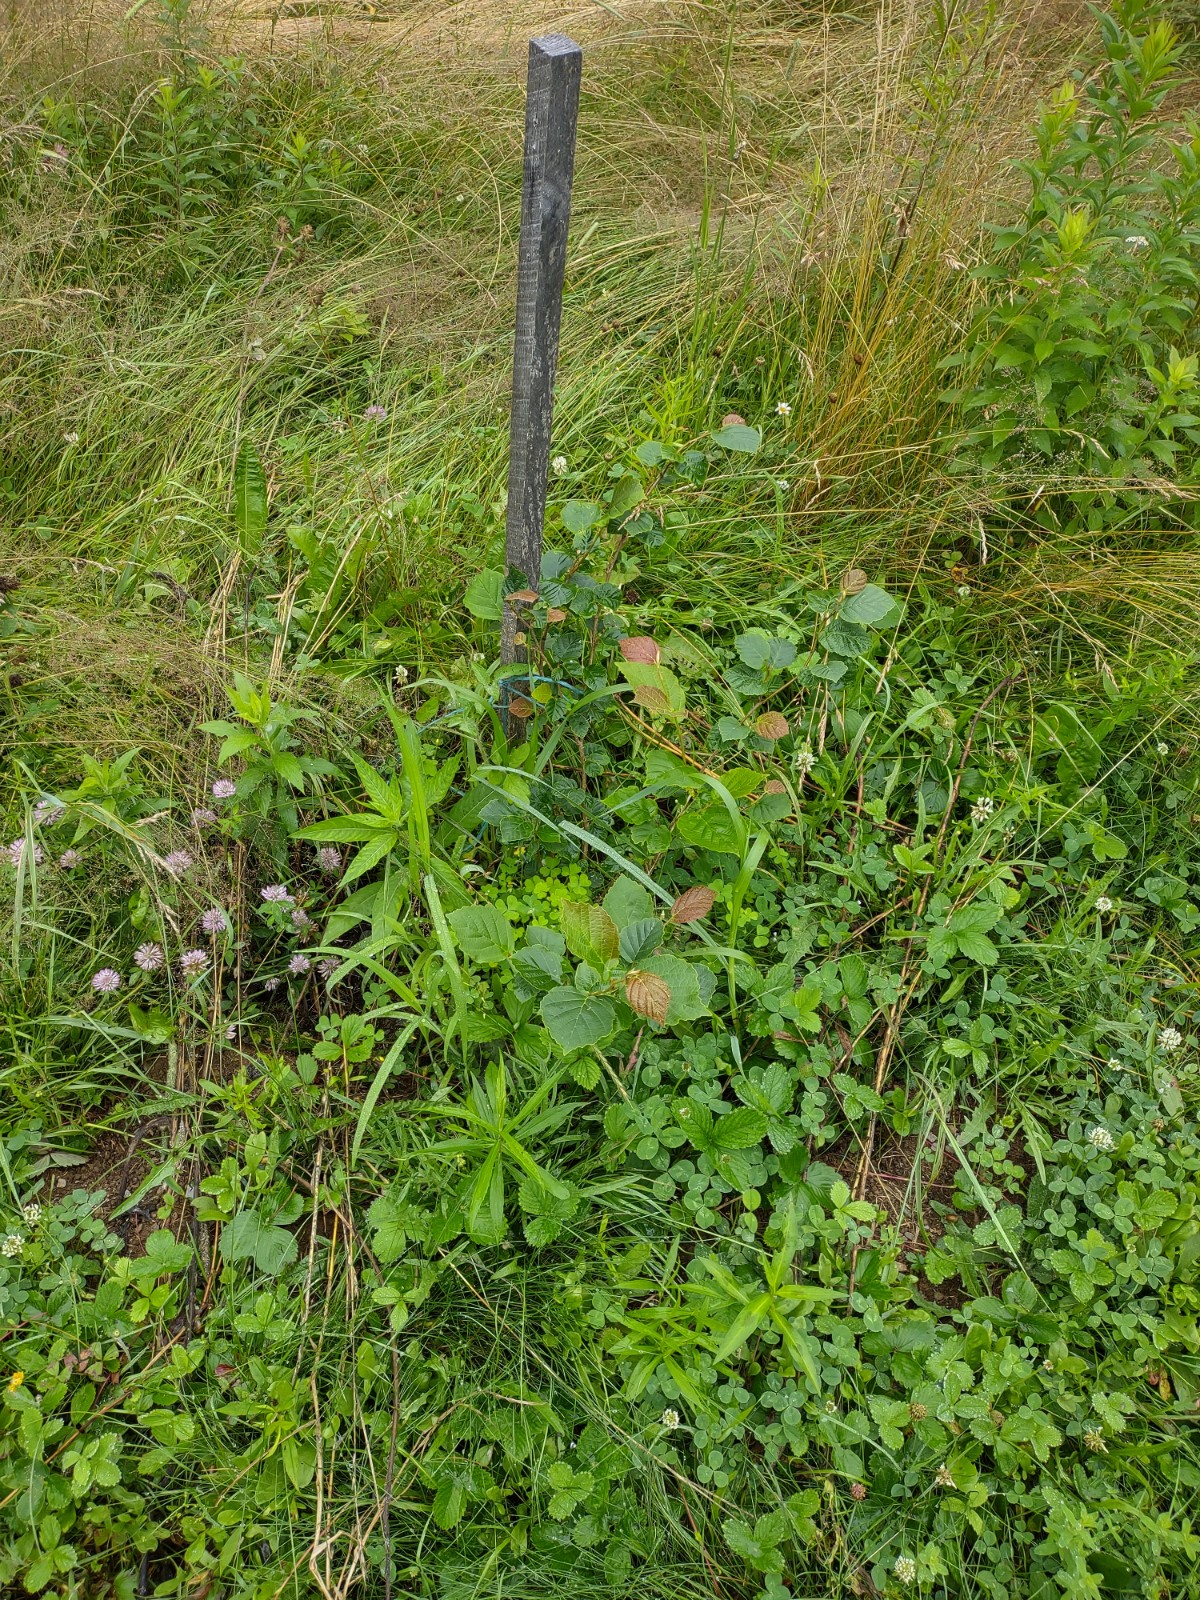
[2,0,1200,1597]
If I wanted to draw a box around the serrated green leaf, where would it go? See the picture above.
[540,988,617,1053]
[448,904,515,963]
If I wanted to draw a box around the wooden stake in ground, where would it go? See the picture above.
[500,33,582,712]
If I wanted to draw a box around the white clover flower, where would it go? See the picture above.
[1083,1428,1107,1452]
[1086,1126,1115,1152]
[956,584,972,598]
[794,746,817,778]
[895,1555,917,1586]
[934,1463,956,1488]
[1108,1057,1126,1072]
[21,1204,41,1227]
[775,400,791,417]
[1,1234,22,1258]
[1125,235,1149,251]
[63,431,80,445]
[1095,895,1113,913]
[1159,1025,1183,1053]
[1156,740,1169,756]
[551,455,568,476]
[971,796,995,824]
[660,1408,681,1430]
[775,478,789,491]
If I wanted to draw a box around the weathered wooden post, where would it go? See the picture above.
[500,33,582,715]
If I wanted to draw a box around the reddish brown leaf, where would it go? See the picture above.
[507,696,534,720]
[619,635,661,665]
[756,711,790,741]
[625,969,671,1025]
[764,778,787,795]
[545,607,568,624]
[670,885,716,924]
[505,588,539,605]
[841,568,868,595]
[215,1364,236,1379]
[722,412,746,427]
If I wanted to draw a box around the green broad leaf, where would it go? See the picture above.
[954,929,998,964]
[673,1098,716,1157]
[736,631,796,672]
[221,1210,298,1275]
[840,582,903,628]
[676,801,743,856]
[560,901,619,968]
[512,944,564,998]
[366,1193,409,1263]
[562,500,602,534]
[710,423,762,453]
[602,876,657,928]
[233,438,267,557]
[448,904,515,963]
[608,472,645,520]
[540,988,617,1053]
[464,568,504,620]
[791,984,823,1032]
[640,953,710,1023]
[433,1479,466,1530]
[644,747,702,790]
[281,1438,316,1490]
[713,1106,768,1150]
[618,918,662,964]
[619,660,687,718]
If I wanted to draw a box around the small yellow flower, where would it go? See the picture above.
[7,1370,24,1392]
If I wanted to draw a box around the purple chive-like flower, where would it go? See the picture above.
[191,807,217,828]
[91,968,121,993]
[7,839,44,868]
[33,799,64,826]
[212,778,237,800]
[263,976,281,992]
[317,957,339,982]
[225,1024,237,1041]
[58,849,80,870]
[260,884,293,903]
[317,847,341,875]
[289,953,311,975]
[201,908,228,935]
[179,948,209,979]
[290,906,311,929]
[364,404,388,421]
[134,942,164,972]
[164,849,193,877]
